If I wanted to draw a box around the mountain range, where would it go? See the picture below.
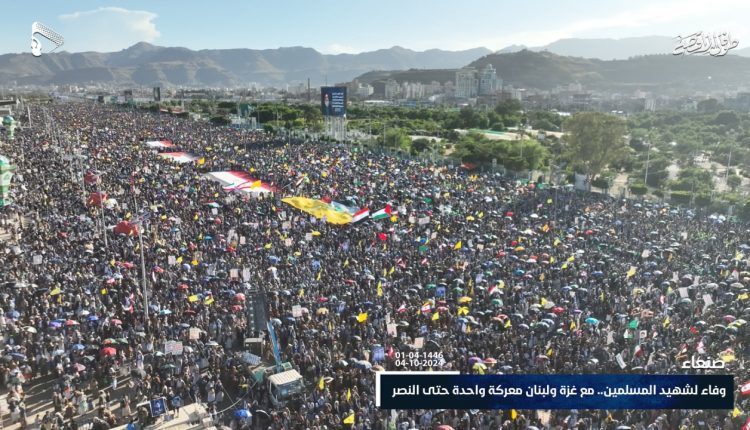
[3,36,749,90]
[357,49,750,94]
[499,35,750,60]
[0,43,491,87]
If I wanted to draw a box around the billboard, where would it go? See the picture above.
[320,86,346,117]
[153,87,161,102]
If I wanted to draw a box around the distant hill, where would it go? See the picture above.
[535,36,677,60]
[0,43,491,87]
[356,49,750,93]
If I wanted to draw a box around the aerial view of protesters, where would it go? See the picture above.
[0,102,746,430]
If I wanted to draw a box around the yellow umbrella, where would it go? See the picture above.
[458,296,472,304]
[316,308,329,315]
[514,246,525,252]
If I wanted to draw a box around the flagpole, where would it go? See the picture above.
[132,178,150,332]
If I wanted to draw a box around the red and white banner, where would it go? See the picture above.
[145,140,175,148]
[159,152,199,163]
[205,171,275,194]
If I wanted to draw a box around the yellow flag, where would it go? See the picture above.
[50,287,61,296]
[547,198,553,204]
[343,258,349,268]
[197,158,205,165]
[343,414,355,425]
[176,256,183,264]
[318,376,325,391]
[377,283,383,297]
[193,213,199,221]
[542,224,550,232]
[264,243,272,249]
[432,312,439,321]
[390,215,398,222]
[316,271,322,281]
[736,252,744,261]
[539,273,545,281]
[504,319,512,329]
[204,296,214,305]
[191,259,199,266]
[561,262,568,270]
[188,295,199,302]
[546,347,553,357]
[299,288,305,297]
[454,241,462,250]
[540,297,547,306]
[733,407,742,418]
[101,288,107,295]
[357,312,368,323]
[738,292,749,301]
[346,389,352,402]
[457,306,469,316]
[627,266,637,278]
[110,258,116,267]
[478,211,484,218]
[383,268,387,277]
[511,409,518,420]
[567,255,575,262]
[389,266,395,275]
[466,324,471,334]
[498,280,505,289]
[663,316,670,328]
[569,321,576,331]
[553,238,561,246]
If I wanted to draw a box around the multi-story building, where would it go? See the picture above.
[455,67,478,98]
[384,79,401,99]
[478,64,501,96]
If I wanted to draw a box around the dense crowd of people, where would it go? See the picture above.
[0,102,747,430]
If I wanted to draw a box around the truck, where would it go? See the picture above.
[241,323,304,407]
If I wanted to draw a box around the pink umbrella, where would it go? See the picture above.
[234,293,246,301]
[111,319,122,325]
[65,320,78,326]
[100,347,116,357]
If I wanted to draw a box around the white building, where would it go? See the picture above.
[455,68,478,98]
[478,64,501,96]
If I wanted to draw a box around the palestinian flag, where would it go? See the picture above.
[352,208,369,223]
[741,380,750,396]
[145,140,175,148]
[159,152,199,163]
[371,204,392,221]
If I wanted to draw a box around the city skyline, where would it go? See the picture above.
[2,0,749,55]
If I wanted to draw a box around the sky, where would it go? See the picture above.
[3,0,749,55]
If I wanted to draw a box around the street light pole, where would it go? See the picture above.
[644,141,651,185]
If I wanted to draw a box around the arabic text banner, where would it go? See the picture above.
[282,197,353,225]
[376,373,733,410]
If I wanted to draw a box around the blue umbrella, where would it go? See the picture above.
[514,269,525,276]
[234,409,252,419]
[49,321,62,328]
[87,315,99,321]
[204,235,213,241]
[72,344,85,351]
[584,317,600,326]
[592,271,604,278]
[9,353,26,361]
[7,311,19,319]
[159,309,172,316]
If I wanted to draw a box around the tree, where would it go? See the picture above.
[495,99,522,116]
[697,98,721,113]
[383,128,411,150]
[564,112,628,179]
[728,174,742,192]
[411,138,431,154]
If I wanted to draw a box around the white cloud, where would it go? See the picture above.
[58,7,160,52]
[319,43,360,55]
